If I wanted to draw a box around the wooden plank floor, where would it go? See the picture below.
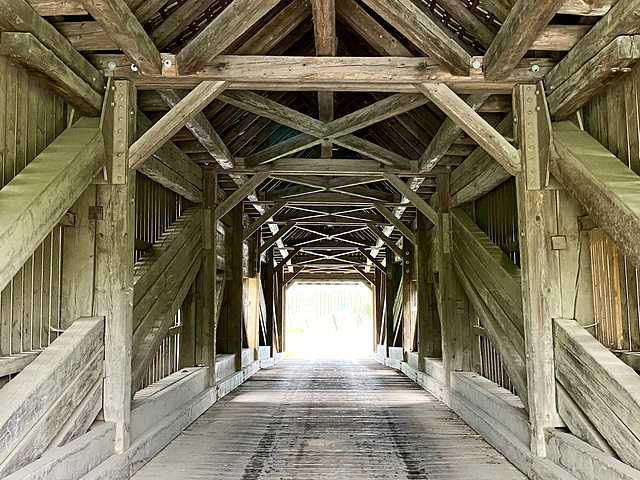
[133,359,526,479]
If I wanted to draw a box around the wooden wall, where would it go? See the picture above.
[473,177,519,392]
[582,67,640,352]
[0,57,68,383]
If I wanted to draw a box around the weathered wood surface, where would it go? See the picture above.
[0,117,103,293]
[89,55,552,91]
[0,317,104,477]
[416,83,520,176]
[483,0,564,81]
[129,81,228,169]
[547,35,640,120]
[133,359,526,479]
[176,0,283,74]
[0,0,104,92]
[132,208,203,391]
[360,0,471,76]
[1,32,102,115]
[551,121,640,270]
[136,113,203,203]
[554,318,640,469]
[83,0,161,74]
[544,0,640,93]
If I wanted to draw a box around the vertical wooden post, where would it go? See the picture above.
[385,246,396,355]
[374,268,384,348]
[264,248,275,357]
[416,212,441,367]
[93,80,136,453]
[275,268,285,352]
[200,170,217,385]
[179,284,197,368]
[436,174,469,385]
[402,237,414,355]
[229,203,244,371]
[514,83,561,456]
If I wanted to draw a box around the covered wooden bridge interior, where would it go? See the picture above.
[1,0,640,478]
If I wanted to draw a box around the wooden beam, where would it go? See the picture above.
[234,0,311,55]
[551,121,640,270]
[227,158,446,175]
[358,247,386,273]
[360,0,470,75]
[515,84,561,456]
[1,32,102,116]
[215,172,270,220]
[544,0,640,93]
[367,223,402,258]
[555,318,640,468]
[229,204,244,371]
[157,89,235,169]
[149,0,220,50]
[0,118,103,293]
[382,173,438,225]
[94,80,136,454]
[221,91,413,169]
[275,247,302,273]
[259,223,296,256]
[311,0,336,158]
[324,93,430,138]
[415,211,441,360]
[136,113,203,203]
[336,0,411,57]
[91,55,552,91]
[373,203,416,245]
[483,0,564,80]
[449,114,514,207]
[129,81,228,169]
[82,0,161,74]
[436,0,495,49]
[547,36,640,120]
[177,0,283,74]
[419,94,490,172]
[243,202,287,241]
[0,0,104,92]
[416,83,520,175]
[0,318,104,476]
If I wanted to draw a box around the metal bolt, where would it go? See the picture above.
[472,60,481,69]
[130,64,139,72]
[621,67,632,73]
[164,59,173,68]
[107,61,117,70]
[611,67,620,73]
[531,64,540,73]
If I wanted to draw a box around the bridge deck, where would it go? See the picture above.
[133,359,525,480]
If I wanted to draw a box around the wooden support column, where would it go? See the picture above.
[93,80,136,453]
[264,249,275,357]
[514,84,561,456]
[229,203,244,371]
[402,237,414,355]
[385,246,396,355]
[374,267,384,346]
[199,170,217,385]
[416,212,442,366]
[275,267,285,353]
[179,284,197,368]
[436,174,469,385]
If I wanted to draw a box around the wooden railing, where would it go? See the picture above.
[0,317,104,477]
